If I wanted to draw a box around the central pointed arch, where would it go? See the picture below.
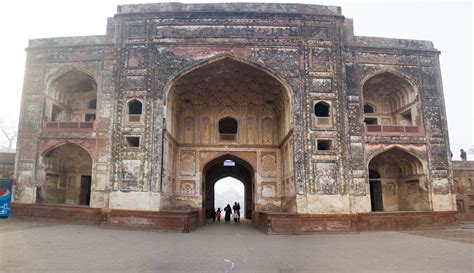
[161,55,295,223]
[202,154,255,221]
[164,55,293,141]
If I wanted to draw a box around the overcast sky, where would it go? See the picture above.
[215,177,245,206]
[0,0,472,159]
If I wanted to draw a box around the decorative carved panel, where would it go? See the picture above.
[314,162,338,195]
[180,180,196,195]
[261,153,277,178]
[261,183,277,198]
[180,151,196,176]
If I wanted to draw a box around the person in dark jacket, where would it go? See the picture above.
[224,204,232,222]
[236,202,241,222]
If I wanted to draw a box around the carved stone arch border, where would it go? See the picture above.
[200,152,257,174]
[162,53,294,107]
[124,97,145,114]
[362,101,377,113]
[216,107,240,122]
[44,65,98,97]
[163,53,293,129]
[359,68,420,96]
[39,141,95,166]
[359,68,424,127]
[159,53,301,194]
[201,152,256,219]
[366,145,428,177]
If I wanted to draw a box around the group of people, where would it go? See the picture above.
[450,149,469,161]
[213,202,241,223]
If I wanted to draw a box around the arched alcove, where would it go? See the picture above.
[45,69,97,123]
[362,72,420,127]
[368,147,430,211]
[166,57,291,144]
[39,143,92,206]
[161,57,295,218]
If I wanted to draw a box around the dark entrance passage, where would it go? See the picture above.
[369,170,383,211]
[80,175,92,206]
[203,155,254,220]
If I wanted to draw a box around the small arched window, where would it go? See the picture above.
[88,99,97,110]
[364,104,374,113]
[128,99,143,115]
[219,117,238,134]
[314,102,330,117]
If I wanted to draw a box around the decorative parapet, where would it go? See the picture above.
[43,121,95,130]
[364,124,424,136]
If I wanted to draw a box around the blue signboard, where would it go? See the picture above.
[0,179,13,217]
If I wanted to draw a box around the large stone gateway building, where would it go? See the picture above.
[13,3,457,233]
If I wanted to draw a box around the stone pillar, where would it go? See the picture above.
[421,54,456,211]
[14,55,45,203]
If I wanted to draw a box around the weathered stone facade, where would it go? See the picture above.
[0,153,15,179]
[13,3,456,231]
[452,161,474,220]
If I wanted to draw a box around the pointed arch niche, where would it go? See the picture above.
[38,143,93,206]
[166,57,291,145]
[362,72,422,135]
[45,68,97,123]
[162,57,295,213]
[368,147,430,211]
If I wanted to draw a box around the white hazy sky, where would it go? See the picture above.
[0,0,472,159]
[214,177,244,201]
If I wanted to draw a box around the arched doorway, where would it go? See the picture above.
[369,170,383,211]
[38,143,93,206]
[368,147,430,211]
[203,155,254,220]
[214,177,245,218]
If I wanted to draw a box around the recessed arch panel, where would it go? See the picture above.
[368,147,430,212]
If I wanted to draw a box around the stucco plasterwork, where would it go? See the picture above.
[13,3,455,220]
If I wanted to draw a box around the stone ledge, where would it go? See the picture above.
[10,203,199,233]
[257,211,457,234]
[28,35,107,48]
[10,203,456,234]
[117,2,342,16]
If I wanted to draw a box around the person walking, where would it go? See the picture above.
[233,210,239,223]
[232,202,240,223]
[224,204,232,222]
[236,202,241,222]
[215,208,222,222]
[460,149,467,161]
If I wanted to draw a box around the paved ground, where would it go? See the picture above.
[402,228,474,244]
[0,219,473,273]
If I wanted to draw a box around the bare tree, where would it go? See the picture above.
[0,115,17,152]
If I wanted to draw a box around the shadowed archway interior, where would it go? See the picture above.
[160,56,295,216]
[368,147,429,211]
[39,143,92,206]
[203,155,254,220]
